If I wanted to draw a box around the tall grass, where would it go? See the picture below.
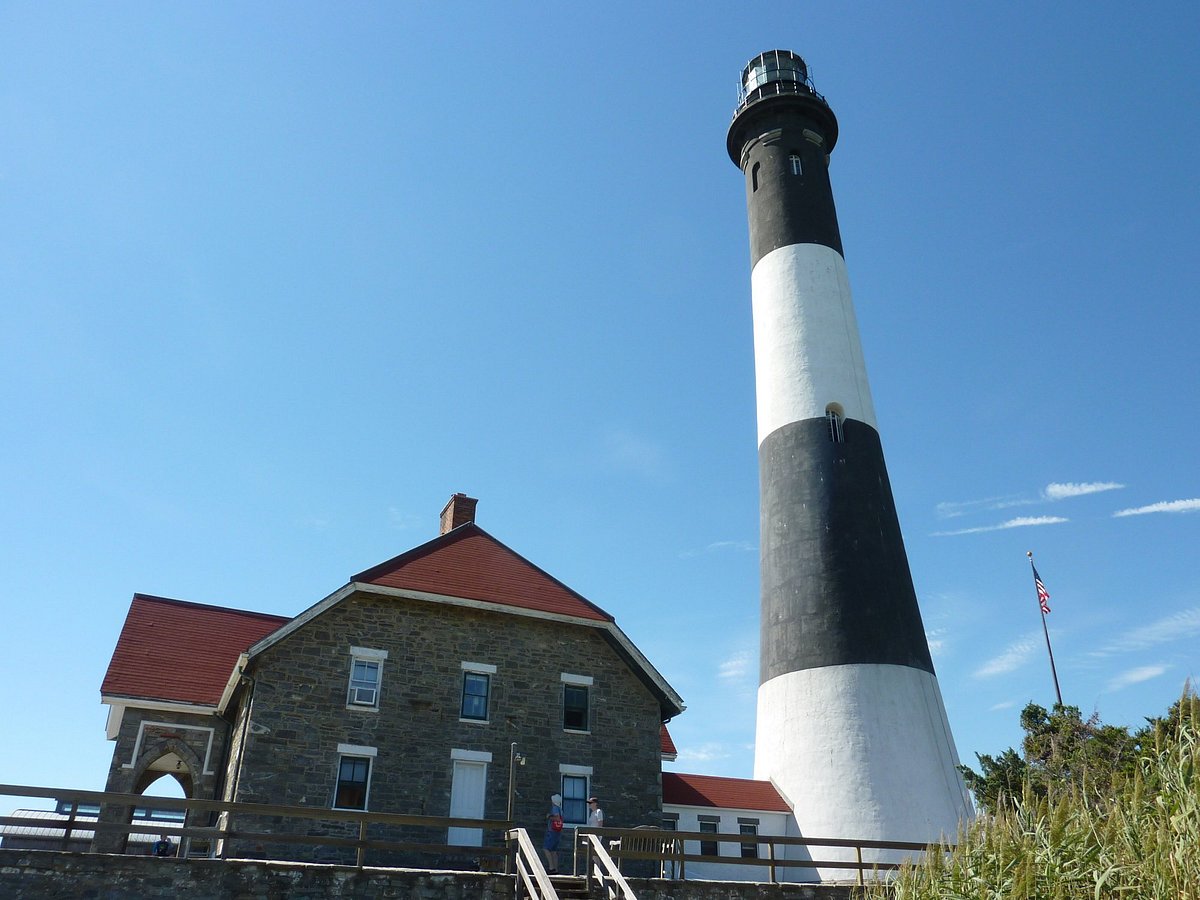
[871,715,1198,899]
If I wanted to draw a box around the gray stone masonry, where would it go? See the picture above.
[226,590,665,866]
[93,707,230,853]
[0,850,871,899]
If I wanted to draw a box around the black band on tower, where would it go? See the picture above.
[731,98,844,266]
[759,417,934,682]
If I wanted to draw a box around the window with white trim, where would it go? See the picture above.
[698,817,719,856]
[460,662,495,722]
[347,647,387,709]
[738,818,760,858]
[333,744,376,810]
[561,774,589,825]
[561,673,592,732]
[789,153,803,176]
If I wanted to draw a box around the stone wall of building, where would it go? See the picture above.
[227,590,666,865]
[93,707,230,853]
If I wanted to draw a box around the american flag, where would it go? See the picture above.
[1032,565,1051,615]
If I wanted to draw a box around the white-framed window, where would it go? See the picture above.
[698,817,719,856]
[460,662,496,723]
[559,764,592,825]
[738,818,760,858]
[333,743,377,811]
[347,647,387,709]
[561,673,592,732]
[789,153,803,176]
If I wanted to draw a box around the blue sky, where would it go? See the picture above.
[2,2,1197,806]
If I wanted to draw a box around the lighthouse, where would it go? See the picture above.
[727,50,972,858]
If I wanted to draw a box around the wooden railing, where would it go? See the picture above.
[576,831,636,900]
[505,827,559,899]
[575,825,951,885]
[0,784,511,869]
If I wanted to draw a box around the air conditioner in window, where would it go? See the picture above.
[351,687,377,706]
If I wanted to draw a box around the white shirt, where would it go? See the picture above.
[587,806,603,828]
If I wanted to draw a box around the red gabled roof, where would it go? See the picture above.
[660,725,678,758]
[662,772,792,813]
[101,594,290,707]
[353,523,613,622]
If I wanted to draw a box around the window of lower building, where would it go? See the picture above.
[561,774,589,825]
[739,820,759,858]
[333,754,372,810]
[698,819,719,856]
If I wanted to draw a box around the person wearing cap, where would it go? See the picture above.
[586,796,604,829]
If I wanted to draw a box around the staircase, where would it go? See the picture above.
[549,874,591,899]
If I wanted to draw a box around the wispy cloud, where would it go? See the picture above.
[1043,481,1124,501]
[974,633,1041,678]
[717,649,752,682]
[599,429,667,478]
[925,628,948,658]
[679,539,755,559]
[933,516,1069,537]
[1107,664,1169,692]
[1090,607,1200,657]
[937,481,1124,521]
[1113,498,1200,518]
[675,743,732,763]
[935,495,1033,519]
[989,700,1017,712]
[387,506,422,529]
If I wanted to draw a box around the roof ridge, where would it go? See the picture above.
[131,592,290,622]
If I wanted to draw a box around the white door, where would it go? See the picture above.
[448,760,487,846]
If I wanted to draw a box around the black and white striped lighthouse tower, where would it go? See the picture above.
[727,51,972,858]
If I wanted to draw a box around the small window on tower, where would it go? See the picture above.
[751,161,761,192]
[826,407,844,443]
[789,154,803,176]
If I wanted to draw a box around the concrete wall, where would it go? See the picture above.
[0,850,868,899]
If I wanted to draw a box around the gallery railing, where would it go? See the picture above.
[0,783,512,869]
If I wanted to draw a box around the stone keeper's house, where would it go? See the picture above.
[96,494,685,863]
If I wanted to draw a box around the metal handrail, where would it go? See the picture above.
[577,831,637,900]
[506,828,558,899]
[0,783,510,868]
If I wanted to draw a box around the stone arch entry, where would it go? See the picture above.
[131,737,204,799]
[93,736,207,855]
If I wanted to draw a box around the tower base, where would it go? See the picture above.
[755,663,972,878]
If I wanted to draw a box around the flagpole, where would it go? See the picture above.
[1027,551,1063,707]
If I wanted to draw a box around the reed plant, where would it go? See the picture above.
[871,710,1198,899]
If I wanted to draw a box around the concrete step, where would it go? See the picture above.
[549,874,592,899]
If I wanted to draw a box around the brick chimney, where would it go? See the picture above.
[440,493,478,535]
